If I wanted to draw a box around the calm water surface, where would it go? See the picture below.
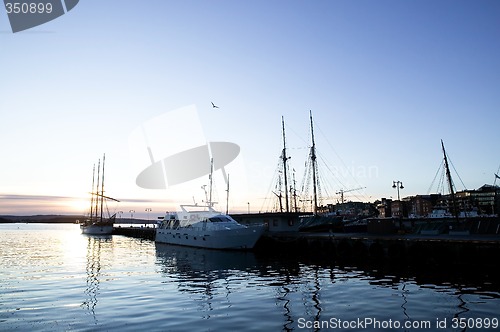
[1,223,499,331]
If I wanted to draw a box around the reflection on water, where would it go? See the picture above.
[155,243,500,331]
[0,224,498,331]
[81,235,112,322]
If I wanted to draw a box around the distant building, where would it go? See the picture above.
[399,185,499,218]
[455,184,499,216]
[328,201,377,219]
[376,198,392,218]
[391,200,405,218]
[406,194,441,218]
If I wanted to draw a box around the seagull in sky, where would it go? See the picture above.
[211,102,219,109]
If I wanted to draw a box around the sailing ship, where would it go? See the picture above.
[297,111,345,232]
[80,154,120,235]
[155,159,265,250]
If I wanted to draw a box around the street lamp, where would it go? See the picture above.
[392,181,404,201]
[129,209,135,219]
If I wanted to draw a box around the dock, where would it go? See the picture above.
[113,225,500,267]
[113,225,155,240]
[257,231,500,267]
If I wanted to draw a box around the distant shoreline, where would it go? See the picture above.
[0,215,84,223]
[0,215,155,224]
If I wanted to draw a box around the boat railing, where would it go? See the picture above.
[159,218,247,231]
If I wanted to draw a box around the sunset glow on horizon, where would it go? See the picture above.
[1,1,499,217]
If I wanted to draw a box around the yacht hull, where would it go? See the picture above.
[156,226,264,250]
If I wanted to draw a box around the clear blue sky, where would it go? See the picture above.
[1,0,499,216]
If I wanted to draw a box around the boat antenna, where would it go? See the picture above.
[441,140,459,222]
[226,173,230,214]
[310,110,318,215]
[281,116,290,213]
[209,158,214,208]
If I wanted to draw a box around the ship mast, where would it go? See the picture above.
[292,169,298,212]
[309,110,318,215]
[90,164,95,222]
[281,116,290,213]
[441,140,459,222]
[94,158,101,222]
[100,154,106,221]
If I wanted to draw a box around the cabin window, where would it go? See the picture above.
[209,217,227,223]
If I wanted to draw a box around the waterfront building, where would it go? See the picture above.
[455,184,500,216]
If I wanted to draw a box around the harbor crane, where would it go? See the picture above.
[336,187,366,204]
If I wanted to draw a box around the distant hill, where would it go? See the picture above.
[0,215,85,223]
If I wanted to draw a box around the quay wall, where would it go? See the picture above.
[113,226,155,240]
[112,225,500,267]
[256,233,500,267]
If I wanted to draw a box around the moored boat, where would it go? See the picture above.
[156,205,265,250]
[80,154,119,235]
[155,160,265,250]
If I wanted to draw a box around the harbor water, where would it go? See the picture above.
[1,223,499,331]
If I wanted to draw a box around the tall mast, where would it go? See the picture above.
[90,164,95,222]
[94,158,101,221]
[441,140,458,222]
[209,158,214,208]
[281,116,290,213]
[309,110,318,215]
[292,169,298,212]
[100,154,105,221]
[225,173,230,214]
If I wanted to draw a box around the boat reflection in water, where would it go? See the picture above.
[81,235,112,323]
[155,241,500,331]
[155,243,260,287]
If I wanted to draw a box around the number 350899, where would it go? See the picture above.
[5,2,53,14]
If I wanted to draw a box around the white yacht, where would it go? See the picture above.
[156,204,265,250]
[156,159,265,250]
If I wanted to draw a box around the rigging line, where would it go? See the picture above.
[427,160,443,194]
[261,158,283,212]
[317,152,370,201]
[438,166,446,194]
[448,156,467,190]
[314,121,368,191]
[283,120,310,147]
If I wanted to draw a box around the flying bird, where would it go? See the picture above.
[211,102,219,109]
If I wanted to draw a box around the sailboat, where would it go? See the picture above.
[236,116,312,233]
[297,111,344,232]
[80,154,120,235]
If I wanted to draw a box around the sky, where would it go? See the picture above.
[1,0,499,217]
